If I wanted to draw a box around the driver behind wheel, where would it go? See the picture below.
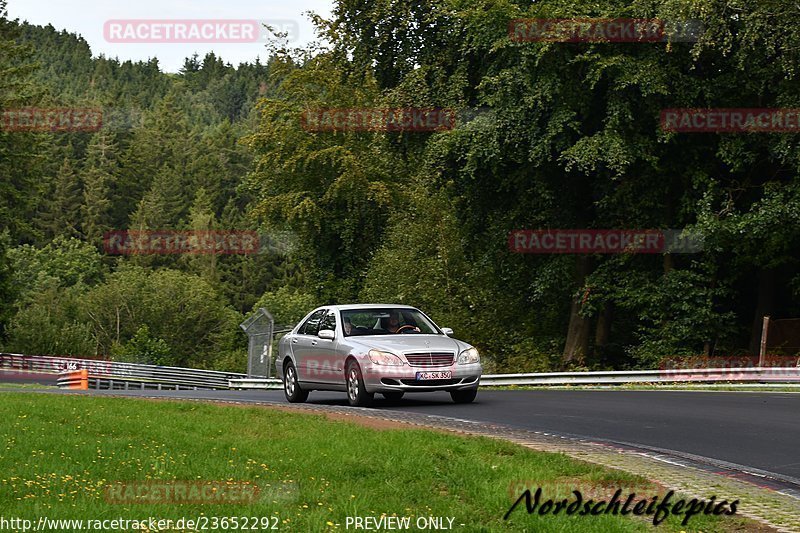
[384,310,420,334]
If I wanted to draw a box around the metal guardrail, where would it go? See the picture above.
[6,353,799,391]
[0,353,246,390]
[479,367,800,386]
[229,378,282,390]
[229,367,800,389]
[57,369,88,390]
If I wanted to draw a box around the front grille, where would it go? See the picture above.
[404,352,454,367]
[400,378,462,386]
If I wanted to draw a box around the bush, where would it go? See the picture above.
[252,286,316,326]
[110,325,172,366]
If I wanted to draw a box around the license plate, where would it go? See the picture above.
[415,371,452,380]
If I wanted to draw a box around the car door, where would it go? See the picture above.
[293,309,325,383]
[315,310,341,384]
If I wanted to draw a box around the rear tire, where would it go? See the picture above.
[283,362,308,403]
[382,391,404,401]
[450,388,477,404]
[346,360,374,407]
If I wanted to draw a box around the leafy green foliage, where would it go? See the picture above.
[80,266,242,368]
[111,324,172,366]
[252,286,317,326]
[8,236,105,304]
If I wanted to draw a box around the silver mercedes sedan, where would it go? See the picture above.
[276,304,482,407]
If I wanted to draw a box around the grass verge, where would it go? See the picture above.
[0,382,54,390]
[0,392,764,532]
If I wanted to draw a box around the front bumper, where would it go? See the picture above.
[361,361,482,393]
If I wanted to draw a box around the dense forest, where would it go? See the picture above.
[1,0,799,373]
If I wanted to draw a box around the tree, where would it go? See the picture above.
[0,232,14,339]
[81,129,118,245]
[0,0,44,241]
[111,324,172,365]
[80,266,242,367]
[41,156,83,238]
[8,236,105,304]
[242,53,406,302]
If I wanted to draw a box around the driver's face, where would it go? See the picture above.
[388,313,400,326]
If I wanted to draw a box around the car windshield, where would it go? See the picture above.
[341,308,440,337]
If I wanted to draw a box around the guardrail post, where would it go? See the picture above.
[759,315,770,367]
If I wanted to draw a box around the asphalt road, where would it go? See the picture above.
[80,387,800,484]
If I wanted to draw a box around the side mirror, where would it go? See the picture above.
[318,329,335,340]
[441,327,454,336]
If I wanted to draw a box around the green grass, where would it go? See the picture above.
[0,382,54,390]
[0,393,757,532]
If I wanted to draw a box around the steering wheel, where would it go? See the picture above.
[395,324,419,334]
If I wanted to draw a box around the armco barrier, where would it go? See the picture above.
[57,369,88,390]
[230,366,800,389]
[5,353,799,392]
[478,366,800,386]
[0,353,246,390]
[229,378,282,390]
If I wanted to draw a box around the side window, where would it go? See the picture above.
[321,312,336,332]
[299,310,325,336]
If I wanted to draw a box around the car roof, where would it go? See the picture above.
[323,304,418,311]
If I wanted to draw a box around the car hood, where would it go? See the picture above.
[349,335,466,355]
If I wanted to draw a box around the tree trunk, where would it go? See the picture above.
[594,301,613,349]
[563,256,593,364]
[749,268,776,355]
[663,253,674,274]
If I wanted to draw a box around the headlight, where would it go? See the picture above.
[457,347,480,365]
[368,349,404,366]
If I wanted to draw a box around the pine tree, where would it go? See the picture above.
[42,157,83,239]
[80,129,118,245]
[0,231,14,339]
[183,187,219,282]
[129,166,187,230]
[0,0,44,242]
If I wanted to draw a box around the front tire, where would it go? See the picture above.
[283,362,308,403]
[450,388,477,404]
[346,360,374,407]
